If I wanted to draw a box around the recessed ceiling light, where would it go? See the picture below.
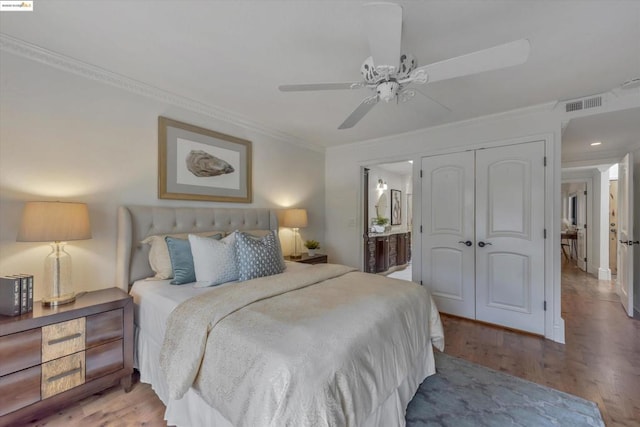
[590,141,602,146]
[408,160,413,164]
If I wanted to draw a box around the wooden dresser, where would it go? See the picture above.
[0,288,133,426]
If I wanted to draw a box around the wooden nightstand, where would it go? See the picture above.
[285,253,328,264]
[0,288,133,426]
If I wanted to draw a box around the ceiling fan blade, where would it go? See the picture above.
[279,82,362,92]
[413,89,452,112]
[338,97,379,129]
[411,39,531,84]
[363,2,402,71]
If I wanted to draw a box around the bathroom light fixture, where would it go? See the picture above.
[377,179,388,190]
[590,141,602,146]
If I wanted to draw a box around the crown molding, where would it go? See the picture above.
[0,33,324,153]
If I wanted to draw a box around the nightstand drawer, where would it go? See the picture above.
[0,365,41,416]
[42,318,86,363]
[41,351,85,399]
[86,309,123,348]
[0,328,41,376]
[86,339,124,381]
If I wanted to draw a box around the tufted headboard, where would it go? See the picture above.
[115,205,278,291]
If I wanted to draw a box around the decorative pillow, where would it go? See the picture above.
[142,231,223,279]
[189,233,239,288]
[165,237,194,285]
[235,230,286,281]
[237,229,272,238]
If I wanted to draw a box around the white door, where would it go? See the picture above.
[576,186,587,271]
[475,142,546,334]
[421,141,546,334]
[421,151,475,318]
[617,153,634,317]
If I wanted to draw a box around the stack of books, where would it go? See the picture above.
[0,274,34,316]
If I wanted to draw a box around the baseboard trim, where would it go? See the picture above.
[598,268,612,281]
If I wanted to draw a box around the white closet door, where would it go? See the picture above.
[475,142,546,334]
[421,151,475,318]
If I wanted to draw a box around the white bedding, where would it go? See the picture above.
[131,262,444,427]
[130,261,309,345]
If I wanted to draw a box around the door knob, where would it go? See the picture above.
[478,241,492,248]
[458,240,473,247]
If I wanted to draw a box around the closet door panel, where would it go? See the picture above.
[421,151,475,318]
[475,142,545,334]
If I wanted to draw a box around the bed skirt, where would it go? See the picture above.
[135,326,436,427]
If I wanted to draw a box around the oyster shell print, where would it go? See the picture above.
[185,150,235,177]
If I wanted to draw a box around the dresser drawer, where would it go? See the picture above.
[86,309,123,348]
[86,339,124,381]
[0,365,41,416]
[42,318,86,363]
[0,328,41,376]
[41,351,85,399]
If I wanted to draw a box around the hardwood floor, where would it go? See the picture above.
[444,259,639,427]
[20,260,639,427]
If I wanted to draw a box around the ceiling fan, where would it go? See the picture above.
[279,2,531,130]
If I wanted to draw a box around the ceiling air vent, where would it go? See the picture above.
[564,95,603,113]
[565,100,583,112]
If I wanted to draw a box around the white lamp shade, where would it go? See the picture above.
[283,208,308,228]
[17,201,92,242]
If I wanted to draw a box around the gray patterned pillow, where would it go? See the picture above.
[235,230,285,281]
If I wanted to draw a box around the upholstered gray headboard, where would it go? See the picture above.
[116,205,278,291]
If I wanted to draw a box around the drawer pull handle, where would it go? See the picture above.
[46,365,82,383]
[47,333,82,346]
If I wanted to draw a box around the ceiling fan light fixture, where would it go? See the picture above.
[377,81,400,102]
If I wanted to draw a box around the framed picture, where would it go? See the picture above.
[158,117,252,203]
[391,189,402,225]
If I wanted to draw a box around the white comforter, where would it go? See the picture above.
[160,264,444,427]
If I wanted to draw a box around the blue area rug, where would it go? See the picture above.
[406,352,604,427]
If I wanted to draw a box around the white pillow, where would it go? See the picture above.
[142,231,224,279]
[189,233,239,287]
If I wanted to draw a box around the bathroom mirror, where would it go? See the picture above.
[376,192,388,218]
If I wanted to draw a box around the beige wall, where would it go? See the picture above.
[0,53,325,300]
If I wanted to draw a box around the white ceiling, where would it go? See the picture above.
[562,107,640,165]
[1,1,639,149]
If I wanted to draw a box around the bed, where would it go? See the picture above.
[116,205,444,427]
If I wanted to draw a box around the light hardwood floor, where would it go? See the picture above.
[23,260,639,427]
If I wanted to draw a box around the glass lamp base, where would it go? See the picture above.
[41,292,76,307]
[43,242,75,307]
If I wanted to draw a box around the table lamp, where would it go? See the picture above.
[17,201,91,306]
[283,208,307,259]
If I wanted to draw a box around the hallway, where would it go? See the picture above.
[442,259,640,426]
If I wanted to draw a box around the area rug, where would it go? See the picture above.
[406,352,604,427]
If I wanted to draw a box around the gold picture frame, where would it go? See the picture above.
[158,117,252,203]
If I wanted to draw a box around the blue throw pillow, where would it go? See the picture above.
[165,236,196,285]
[235,230,285,281]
